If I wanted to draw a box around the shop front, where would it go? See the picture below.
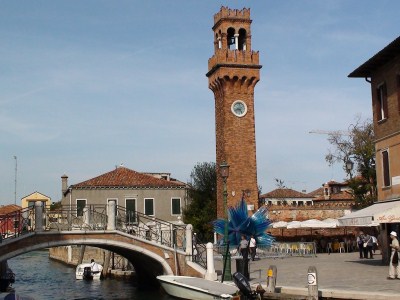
[338,200,400,263]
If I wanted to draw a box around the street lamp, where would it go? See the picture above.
[346,159,354,179]
[219,161,232,282]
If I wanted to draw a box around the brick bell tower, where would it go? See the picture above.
[206,7,261,218]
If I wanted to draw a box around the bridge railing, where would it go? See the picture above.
[115,206,186,249]
[0,206,35,241]
[192,234,207,269]
[0,204,188,251]
[45,205,108,231]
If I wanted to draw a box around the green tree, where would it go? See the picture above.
[50,201,62,210]
[325,117,376,208]
[183,162,217,241]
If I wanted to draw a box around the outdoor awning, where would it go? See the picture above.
[338,200,400,227]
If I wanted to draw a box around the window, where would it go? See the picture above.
[144,198,154,216]
[76,199,86,217]
[382,150,391,187]
[227,27,235,49]
[126,198,136,223]
[238,28,247,50]
[171,198,181,215]
[376,83,388,121]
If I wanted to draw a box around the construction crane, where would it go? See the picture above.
[309,129,350,136]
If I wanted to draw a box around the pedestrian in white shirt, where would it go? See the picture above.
[91,259,100,274]
[249,235,257,261]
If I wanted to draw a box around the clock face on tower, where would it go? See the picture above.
[231,100,247,117]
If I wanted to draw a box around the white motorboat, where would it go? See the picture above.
[75,263,103,280]
[157,275,239,300]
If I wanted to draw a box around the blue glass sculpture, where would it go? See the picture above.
[213,198,275,246]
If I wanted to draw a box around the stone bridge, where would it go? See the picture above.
[0,201,206,286]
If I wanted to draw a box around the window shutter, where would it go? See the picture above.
[382,150,390,187]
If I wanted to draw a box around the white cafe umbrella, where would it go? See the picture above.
[322,218,340,228]
[287,221,302,229]
[272,221,288,228]
[300,219,335,228]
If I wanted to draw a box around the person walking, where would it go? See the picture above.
[363,233,373,259]
[357,231,365,258]
[237,234,249,259]
[249,235,257,261]
[371,235,378,254]
[388,231,400,280]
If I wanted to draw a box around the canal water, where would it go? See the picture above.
[2,250,174,300]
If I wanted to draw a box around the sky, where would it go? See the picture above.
[1,0,399,205]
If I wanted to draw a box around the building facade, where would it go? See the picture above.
[61,166,189,223]
[21,191,51,209]
[349,36,400,203]
[207,7,261,217]
[345,36,400,263]
[261,180,354,223]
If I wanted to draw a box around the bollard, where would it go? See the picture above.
[204,242,218,280]
[307,266,318,300]
[266,265,277,293]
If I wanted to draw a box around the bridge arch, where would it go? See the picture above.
[0,231,185,286]
[0,203,204,286]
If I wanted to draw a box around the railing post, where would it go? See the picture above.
[185,224,193,261]
[84,206,90,228]
[107,200,116,230]
[157,223,161,244]
[35,201,43,232]
[205,242,218,280]
[170,223,174,246]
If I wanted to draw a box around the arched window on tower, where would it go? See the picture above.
[227,27,235,50]
[238,28,247,50]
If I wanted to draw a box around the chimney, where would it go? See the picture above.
[61,174,68,196]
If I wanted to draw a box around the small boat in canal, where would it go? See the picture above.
[75,262,103,280]
[157,275,239,300]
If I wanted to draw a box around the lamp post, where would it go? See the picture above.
[346,158,354,179]
[219,161,232,282]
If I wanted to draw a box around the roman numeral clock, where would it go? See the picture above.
[206,7,262,218]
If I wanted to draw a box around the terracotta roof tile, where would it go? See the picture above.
[260,188,310,199]
[72,166,185,189]
[0,205,21,215]
[307,187,324,197]
[313,190,354,201]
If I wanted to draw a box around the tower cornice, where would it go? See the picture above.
[206,63,262,78]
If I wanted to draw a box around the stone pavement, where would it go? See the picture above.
[215,252,400,299]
